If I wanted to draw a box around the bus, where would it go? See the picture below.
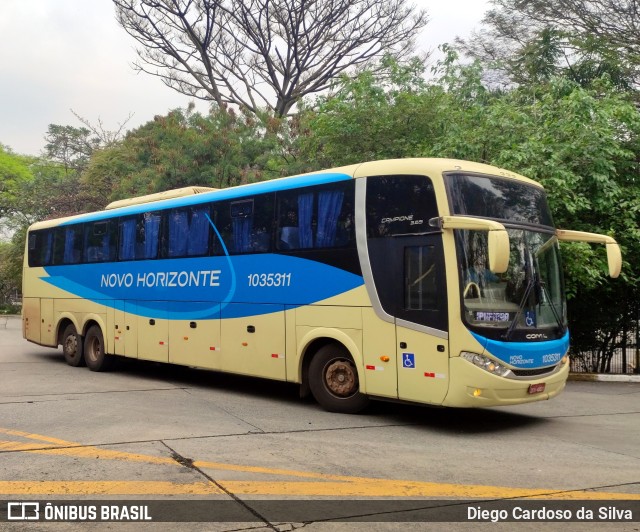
[22,158,622,413]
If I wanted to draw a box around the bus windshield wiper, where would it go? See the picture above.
[539,280,565,333]
[502,277,535,341]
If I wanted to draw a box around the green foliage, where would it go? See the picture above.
[298,58,449,167]
[44,124,100,174]
[0,228,25,307]
[3,32,637,371]
[81,106,286,204]
[0,146,35,225]
[294,56,640,365]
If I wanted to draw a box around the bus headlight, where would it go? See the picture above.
[461,352,510,377]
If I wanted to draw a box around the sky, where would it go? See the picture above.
[0,0,490,156]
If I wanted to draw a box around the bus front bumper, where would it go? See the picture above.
[442,356,570,408]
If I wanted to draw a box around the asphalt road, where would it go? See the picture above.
[0,315,638,531]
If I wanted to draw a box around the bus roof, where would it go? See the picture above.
[28,158,541,230]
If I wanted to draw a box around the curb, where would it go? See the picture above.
[569,373,640,383]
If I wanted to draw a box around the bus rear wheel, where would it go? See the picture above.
[62,323,84,367]
[84,325,114,372]
[309,344,369,414]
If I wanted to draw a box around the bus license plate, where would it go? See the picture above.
[528,383,546,394]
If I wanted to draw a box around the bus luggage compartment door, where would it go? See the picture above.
[137,301,168,363]
[169,303,221,370]
[220,303,286,380]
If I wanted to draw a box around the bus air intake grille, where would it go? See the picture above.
[511,366,556,377]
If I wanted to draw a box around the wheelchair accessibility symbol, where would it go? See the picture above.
[402,353,415,368]
[525,310,537,328]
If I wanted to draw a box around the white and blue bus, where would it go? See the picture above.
[23,158,621,412]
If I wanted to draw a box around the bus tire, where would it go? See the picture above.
[309,344,369,414]
[84,325,114,372]
[62,323,85,367]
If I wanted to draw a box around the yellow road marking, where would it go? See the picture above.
[1,427,638,499]
[0,481,222,495]
[0,480,637,499]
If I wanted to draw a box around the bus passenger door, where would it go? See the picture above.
[220,304,286,380]
[395,241,449,405]
[396,325,449,405]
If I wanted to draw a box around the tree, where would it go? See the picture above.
[113,0,428,117]
[456,0,639,88]
[44,125,100,174]
[0,146,36,228]
[298,58,447,167]
[295,59,640,372]
[80,105,285,203]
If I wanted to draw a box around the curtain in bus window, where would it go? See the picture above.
[232,217,252,253]
[63,228,81,264]
[187,208,209,256]
[100,231,110,260]
[42,232,53,265]
[168,210,189,257]
[316,190,344,248]
[298,192,314,248]
[119,219,136,260]
[143,214,161,259]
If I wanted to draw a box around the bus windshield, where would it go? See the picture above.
[448,174,567,341]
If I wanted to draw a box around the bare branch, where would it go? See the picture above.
[112,0,428,116]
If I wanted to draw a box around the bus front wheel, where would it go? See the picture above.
[84,325,114,372]
[62,323,85,367]
[309,344,369,414]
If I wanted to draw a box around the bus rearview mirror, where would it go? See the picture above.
[430,216,510,274]
[556,229,622,278]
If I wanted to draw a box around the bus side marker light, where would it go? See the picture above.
[424,372,446,379]
[366,365,384,371]
[380,356,390,362]
[242,342,248,347]
[473,389,482,397]
[271,353,284,359]
[209,346,220,351]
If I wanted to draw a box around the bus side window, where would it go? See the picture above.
[51,226,83,265]
[276,182,354,250]
[216,195,273,254]
[119,218,136,260]
[84,221,116,263]
[167,205,212,258]
[135,212,161,260]
[405,246,439,311]
[28,230,54,267]
[366,175,438,238]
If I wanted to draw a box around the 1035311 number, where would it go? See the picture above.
[247,273,292,287]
